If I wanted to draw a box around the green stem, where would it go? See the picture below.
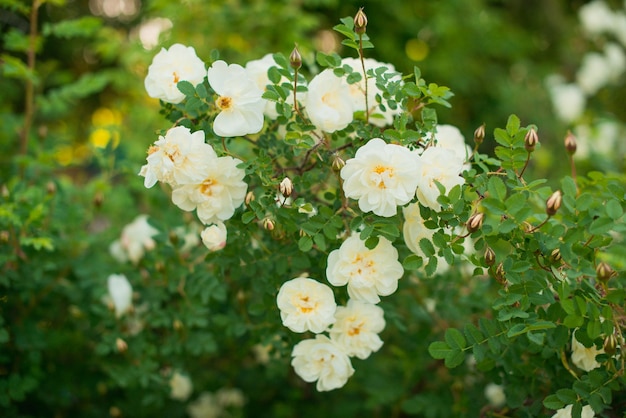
[358,33,369,124]
[20,0,41,159]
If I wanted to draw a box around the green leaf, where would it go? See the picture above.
[445,349,465,368]
[43,16,102,39]
[267,66,282,84]
[177,80,196,97]
[487,176,507,201]
[346,71,362,84]
[402,254,423,270]
[556,388,577,404]
[589,216,613,235]
[543,394,565,410]
[298,236,313,252]
[444,328,466,350]
[428,341,451,360]
[493,128,511,147]
[506,114,521,136]
[419,238,435,257]
[605,199,623,220]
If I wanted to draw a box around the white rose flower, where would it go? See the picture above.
[215,387,245,408]
[201,222,227,251]
[276,277,337,333]
[604,43,626,80]
[571,333,604,372]
[144,43,206,104]
[484,383,506,408]
[329,299,385,359]
[169,371,193,401]
[304,69,354,133]
[326,234,403,304]
[291,334,354,392]
[341,57,402,127]
[415,146,465,212]
[207,60,265,137]
[107,274,132,318]
[577,52,612,95]
[402,202,436,257]
[428,125,472,169]
[245,53,306,119]
[187,392,221,418]
[546,80,586,124]
[341,138,420,217]
[579,0,616,36]
[171,155,247,225]
[109,215,159,264]
[551,404,595,418]
[139,126,215,188]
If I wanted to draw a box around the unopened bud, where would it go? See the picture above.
[115,338,128,353]
[279,177,293,197]
[474,124,485,147]
[94,191,104,208]
[169,230,179,246]
[110,406,122,417]
[332,155,345,171]
[524,128,539,152]
[596,261,615,282]
[0,231,9,243]
[173,319,183,330]
[494,262,506,284]
[46,181,57,195]
[289,45,302,70]
[263,218,275,231]
[354,8,368,34]
[466,213,484,233]
[245,191,255,206]
[546,190,562,216]
[550,248,562,264]
[564,131,577,155]
[484,247,496,266]
[603,334,618,356]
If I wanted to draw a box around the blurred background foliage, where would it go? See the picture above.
[1,0,625,416]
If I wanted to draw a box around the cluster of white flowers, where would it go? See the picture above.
[109,214,159,264]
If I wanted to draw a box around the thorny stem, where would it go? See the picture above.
[20,0,41,161]
[358,33,369,123]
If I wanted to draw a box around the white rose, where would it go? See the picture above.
[144,43,206,104]
[484,383,506,408]
[577,52,612,95]
[276,277,337,333]
[201,222,227,251]
[207,60,265,137]
[291,334,354,391]
[341,57,402,127]
[110,215,159,264]
[304,69,354,133]
[428,125,472,169]
[171,155,247,225]
[415,146,465,212]
[139,126,216,188]
[571,333,604,372]
[186,392,221,418]
[578,0,616,36]
[551,404,595,418]
[107,274,132,318]
[169,371,193,401]
[547,80,586,124]
[326,234,403,304]
[341,138,420,217]
[329,299,385,359]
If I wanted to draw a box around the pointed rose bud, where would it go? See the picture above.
[524,128,539,152]
[603,334,618,356]
[245,191,255,206]
[564,131,577,155]
[354,7,368,34]
[484,247,496,266]
[93,191,104,208]
[289,45,302,70]
[466,213,484,233]
[474,124,485,147]
[46,181,56,195]
[263,218,275,231]
[332,155,345,171]
[494,262,506,284]
[550,248,562,264]
[596,261,615,282]
[173,319,183,330]
[115,338,128,353]
[546,190,562,216]
[279,177,293,197]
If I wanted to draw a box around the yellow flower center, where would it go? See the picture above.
[173,72,180,84]
[373,165,394,189]
[200,178,217,196]
[298,295,314,313]
[216,96,233,111]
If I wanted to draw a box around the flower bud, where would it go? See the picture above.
[596,261,615,282]
[466,213,484,233]
[474,124,485,147]
[289,45,302,70]
[524,128,539,152]
[279,177,293,198]
[116,338,128,353]
[0,231,9,243]
[484,247,496,266]
[494,262,506,284]
[173,319,183,330]
[550,248,562,264]
[245,191,255,206]
[603,334,618,356]
[93,191,104,208]
[546,190,562,216]
[564,131,577,155]
[332,155,345,171]
[46,181,57,195]
[263,218,275,231]
[354,7,368,34]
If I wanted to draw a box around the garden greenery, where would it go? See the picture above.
[2,2,626,417]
